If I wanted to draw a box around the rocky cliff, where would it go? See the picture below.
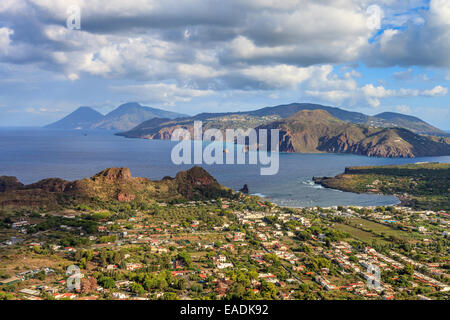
[0,167,232,209]
[256,110,450,158]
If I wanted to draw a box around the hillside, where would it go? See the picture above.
[45,103,187,131]
[121,109,450,158]
[373,112,446,136]
[0,167,233,210]
[253,104,446,136]
[313,163,450,211]
[116,113,280,139]
[45,107,105,130]
[256,110,450,158]
[119,103,446,138]
[92,102,188,131]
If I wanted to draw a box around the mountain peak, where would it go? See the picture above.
[375,112,425,123]
[75,106,99,112]
[289,109,338,120]
[116,102,142,110]
[176,166,216,185]
[255,112,450,157]
[44,102,187,131]
[91,167,133,183]
[373,111,445,135]
[45,106,105,129]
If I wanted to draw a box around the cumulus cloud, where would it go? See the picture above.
[0,0,448,117]
[366,0,450,67]
[396,105,412,114]
[422,85,448,97]
[306,80,448,108]
[361,84,448,106]
[393,68,414,81]
[0,27,13,55]
[0,0,376,77]
[0,1,447,81]
[239,65,313,90]
[111,83,214,105]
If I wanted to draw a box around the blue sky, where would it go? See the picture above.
[0,0,449,129]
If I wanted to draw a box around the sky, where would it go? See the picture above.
[0,0,449,129]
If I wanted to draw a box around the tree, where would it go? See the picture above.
[299,283,310,292]
[162,292,178,300]
[98,276,115,289]
[81,277,97,294]
[174,278,187,290]
[260,280,278,300]
[177,251,193,269]
[248,270,258,281]
[227,283,245,300]
[190,283,203,293]
[403,264,414,276]
[79,258,87,269]
[130,283,146,296]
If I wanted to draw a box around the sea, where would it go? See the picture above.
[1,127,449,208]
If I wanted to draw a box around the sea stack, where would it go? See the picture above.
[239,184,249,194]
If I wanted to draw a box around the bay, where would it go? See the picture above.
[1,128,449,208]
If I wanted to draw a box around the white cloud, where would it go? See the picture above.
[111,83,214,105]
[396,105,412,114]
[0,0,26,13]
[25,107,60,114]
[361,84,448,106]
[240,64,313,89]
[422,85,448,97]
[177,64,225,79]
[305,90,353,103]
[67,73,79,81]
[0,0,448,121]
[362,84,394,98]
[393,68,414,80]
[367,0,450,67]
[0,27,14,55]
[305,77,448,108]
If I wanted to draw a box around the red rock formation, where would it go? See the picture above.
[117,192,135,202]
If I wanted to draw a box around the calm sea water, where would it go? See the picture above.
[1,128,449,208]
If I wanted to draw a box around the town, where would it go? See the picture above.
[0,194,448,300]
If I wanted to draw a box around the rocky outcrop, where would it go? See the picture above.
[117,192,136,202]
[26,178,72,193]
[173,166,228,199]
[92,168,132,184]
[239,184,249,194]
[0,166,232,209]
[0,176,24,192]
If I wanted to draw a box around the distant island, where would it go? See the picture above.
[45,102,188,131]
[117,103,450,158]
[313,162,450,211]
[43,101,450,158]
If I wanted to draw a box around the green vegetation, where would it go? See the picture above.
[0,166,448,301]
[314,162,450,211]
